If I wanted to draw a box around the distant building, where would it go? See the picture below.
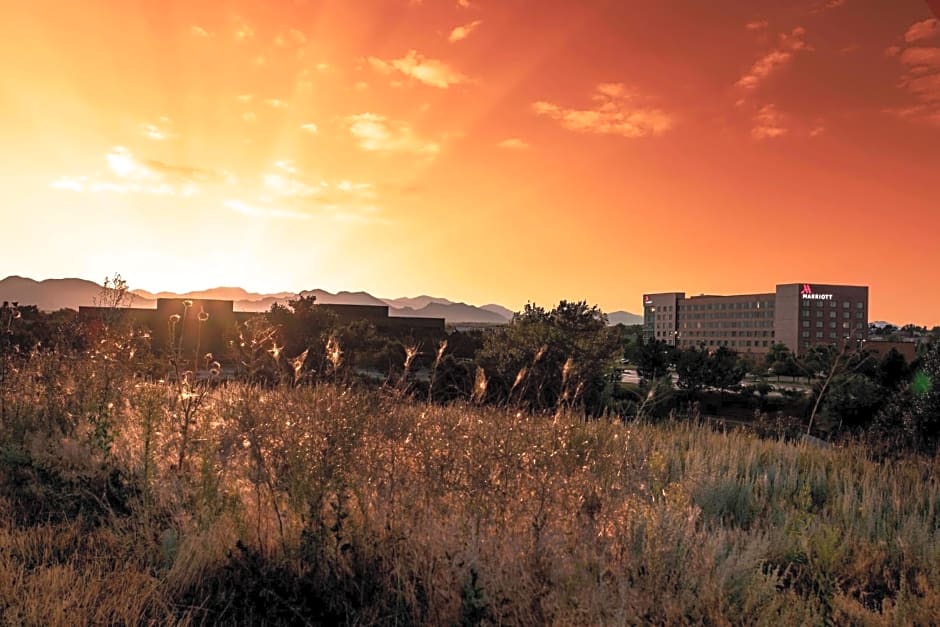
[642,283,869,356]
[864,339,918,362]
[79,298,445,359]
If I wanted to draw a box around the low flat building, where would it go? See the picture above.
[79,298,445,359]
[864,339,918,362]
[643,283,869,356]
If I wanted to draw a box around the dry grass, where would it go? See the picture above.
[0,349,939,625]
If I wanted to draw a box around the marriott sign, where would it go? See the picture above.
[800,284,834,300]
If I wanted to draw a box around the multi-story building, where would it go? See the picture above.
[642,283,868,356]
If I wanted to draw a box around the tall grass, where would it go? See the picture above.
[0,343,938,624]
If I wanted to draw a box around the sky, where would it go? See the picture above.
[1,0,939,324]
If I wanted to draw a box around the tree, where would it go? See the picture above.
[636,339,671,382]
[910,342,940,452]
[674,346,745,398]
[820,373,885,432]
[478,300,621,413]
[675,347,709,394]
[877,348,910,389]
[618,324,644,364]
[764,343,799,379]
[267,293,338,376]
[801,345,837,381]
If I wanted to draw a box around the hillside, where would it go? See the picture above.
[608,310,644,325]
[1,364,937,624]
[1,276,641,326]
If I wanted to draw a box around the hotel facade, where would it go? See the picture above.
[642,283,869,356]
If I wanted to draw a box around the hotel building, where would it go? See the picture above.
[643,283,869,356]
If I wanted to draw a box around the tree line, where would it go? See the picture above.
[3,291,940,456]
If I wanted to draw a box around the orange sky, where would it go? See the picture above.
[1,0,939,324]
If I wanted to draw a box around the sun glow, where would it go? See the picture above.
[0,1,939,323]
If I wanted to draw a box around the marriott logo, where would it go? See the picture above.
[801,284,834,300]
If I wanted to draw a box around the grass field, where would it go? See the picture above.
[0,350,939,625]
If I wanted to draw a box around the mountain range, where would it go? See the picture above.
[0,276,643,326]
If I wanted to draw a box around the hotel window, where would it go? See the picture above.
[816,321,823,328]
[830,322,837,328]
[843,312,850,319]
[843,322,850,329]
[856,311,865,319]
[817,301,824,308]
[830,332,838,339]
[830,301,837,307]
[816,331,824,338]
[830,311,837,318]
[857,302,864,308]
[842,301,850,308]
[802,331,810,338]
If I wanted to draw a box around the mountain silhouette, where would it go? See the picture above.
[0,276,640,325]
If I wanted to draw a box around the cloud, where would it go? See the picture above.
[905,18,939,43]
[300,123,319,134]
[51,147,215,196]
[745,21,768,31]
[368,50,468,88]
[225,199,311,220]
[346,113,440,154]
[227,163,384,223]
[900,72,940,101]
[190,25,212,38]
[810,0,846,13]
[275,28,307,47]
[900,47,940,69]
[532,83,674,138]
[886,23,940,125]
[751,104,788,139]
[232,17,254,42]
[884,104,940,126]
[736,27,810,92]
[141,159,220,184]
[449,20,482,43]
[457,0,471,6]
[261,175,321,201]
[498,138,530,150]
[139,117,174,141]
[242,112,257,123]
[265,98,289,109]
